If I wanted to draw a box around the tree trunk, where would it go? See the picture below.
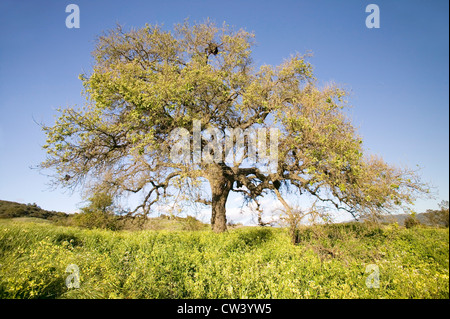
[211,188,229,233]
[209,166,232,233]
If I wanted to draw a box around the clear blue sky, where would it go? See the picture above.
[0,0,448,223]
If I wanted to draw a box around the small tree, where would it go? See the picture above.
[425,200,449,227]
[274,201,330,244]
[404,211,421,228]
[73,192,122,230]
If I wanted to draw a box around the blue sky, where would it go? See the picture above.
[0,0,448,224]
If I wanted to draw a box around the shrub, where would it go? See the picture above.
[404,215,421,228]
[425,201,449,228]
[182,216,207,231]
[72,211,122,230]
[72,193,123,231]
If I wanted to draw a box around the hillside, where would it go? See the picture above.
[358,212,440,226]
[0,199,211,230]
[0,199,69,221]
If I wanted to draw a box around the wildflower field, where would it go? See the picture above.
[0,218,448,299]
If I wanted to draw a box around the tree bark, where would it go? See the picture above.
[208,165,233,233]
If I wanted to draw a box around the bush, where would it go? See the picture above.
[425,201,449,228]
[181,216,205,231]
[404,215,421,228]
[72,211,122,230]
[72,193,123,230]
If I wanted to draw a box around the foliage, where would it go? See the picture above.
[424,200,449,228]
[0,219,447,299]
[274,201,332,244]
[72,193,123,231]
[39,19,429,233]
[181,215,207,231]
[404,212,421,229]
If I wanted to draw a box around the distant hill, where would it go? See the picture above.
[0,199,69,221]
[371,213,424,225]
[0,199,209,231]
[359,211,448,227]
[1,199,447,230]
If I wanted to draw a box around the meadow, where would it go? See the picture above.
[0,218,448,299]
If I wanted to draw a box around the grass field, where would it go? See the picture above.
[0,218,448,299]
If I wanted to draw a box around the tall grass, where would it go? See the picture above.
[0,219,448,299]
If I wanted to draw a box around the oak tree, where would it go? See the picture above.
[40,20,428,232]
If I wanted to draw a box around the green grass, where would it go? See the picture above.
[0,218,448,299]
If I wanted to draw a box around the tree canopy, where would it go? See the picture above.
[40,19,428,232]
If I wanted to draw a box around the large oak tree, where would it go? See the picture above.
[40,20,428,232]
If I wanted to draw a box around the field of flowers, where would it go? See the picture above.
[0,218,448,299]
